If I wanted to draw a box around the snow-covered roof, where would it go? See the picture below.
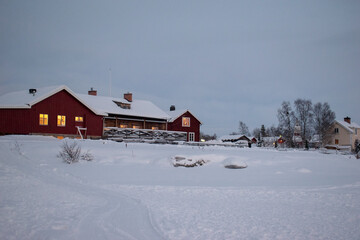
[78,94,170,120]
[335,120,360,133]
[220,134,250,141]
[0,85,170,120]
[168,109,202,124]
[0,85,103,115]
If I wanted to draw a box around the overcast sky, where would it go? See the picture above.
[1,0,360,136]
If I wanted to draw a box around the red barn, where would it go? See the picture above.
[0,86,104,138]
[0,86,201,142]
[167,107,202,142]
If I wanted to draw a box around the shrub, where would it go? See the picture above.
[57,141,81,164]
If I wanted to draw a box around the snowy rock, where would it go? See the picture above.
[223,157,248,169]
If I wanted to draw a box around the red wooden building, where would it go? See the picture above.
[0,86,202,141]
[167,107,202,142]
[0,86,104,138]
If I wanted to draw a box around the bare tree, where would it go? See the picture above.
[252,127,261,139]
[294,99,313,142]
[277,101,295,147]
[238,121,250,136]
[313,102,336,146]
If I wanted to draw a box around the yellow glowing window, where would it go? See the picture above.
[39,114,48,125]
[152,126,159,130]
[120,124,128,128]
[133,125,140,129]
[57,115,66,127]
[182,117,190,127]
[75,116,83,122]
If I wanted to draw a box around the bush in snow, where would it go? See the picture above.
[81,150,94,161]
[355,139,360,159]
[58,140,81,164]
[57,140,94,164]
[11,141,23,155]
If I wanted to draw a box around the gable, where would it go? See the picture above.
[168,110,202,125]
[0,85,104,116]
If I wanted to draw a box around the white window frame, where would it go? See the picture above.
[182,117,190,127]
[189,132,195,142]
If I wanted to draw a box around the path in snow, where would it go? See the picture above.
[0,140,164,240]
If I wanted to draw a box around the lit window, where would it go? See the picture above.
[133,125,140,129]
[57,115,66,127]
[120,124,128,128]
[39,114,48,125]
[75,116,83,122]
[152,126,159,130]
[182,117,190,127]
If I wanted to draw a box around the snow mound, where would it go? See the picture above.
[223,157,248,169]
[172,155,209,167]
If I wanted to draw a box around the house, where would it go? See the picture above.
[0,85,104,138]
[167,106,202,142]
[328,117,360,150]
[0,85,202,141]
[220,134,251,143]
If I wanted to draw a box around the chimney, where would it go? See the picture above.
[29,89,37,96]
[170,105,176,111]
[88,87,97,96]
[124,92,132,102]
[344,116,351,124]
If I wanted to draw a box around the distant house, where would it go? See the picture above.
[328,117,360,150]
[167,107,202,142]
[220,134,251,143]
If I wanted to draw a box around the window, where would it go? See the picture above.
[133,125,140,129]
[120,124,128,128]
[57,115,66,127]
[152,126,159,130]
[189,132,195,142]
[182,117,190,127]
[75,116,83,122]
[39,114,48,125]
[334,128,339,134]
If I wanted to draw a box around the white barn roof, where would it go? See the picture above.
[0,85,170,120]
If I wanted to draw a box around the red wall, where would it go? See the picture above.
[0,90,103,137]
[168,111,201,141]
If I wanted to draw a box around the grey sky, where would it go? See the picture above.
[1,0,360,136]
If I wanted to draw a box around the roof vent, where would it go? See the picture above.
[170,105,176,111]
[29,89,37,96]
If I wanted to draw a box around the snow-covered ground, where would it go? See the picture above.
[1,135,360,240]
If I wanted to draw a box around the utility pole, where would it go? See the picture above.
[109,68,112,97]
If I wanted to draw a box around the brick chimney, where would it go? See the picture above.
[124,92,132,102]
[88,87,97,96]
[344,116,351,124]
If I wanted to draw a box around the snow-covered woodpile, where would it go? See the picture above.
[103,127,187,142]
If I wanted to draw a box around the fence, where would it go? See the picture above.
[103,127,187,142]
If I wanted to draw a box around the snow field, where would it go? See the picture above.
[1,135,360,239]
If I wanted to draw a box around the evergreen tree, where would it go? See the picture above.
[260,125,267,137]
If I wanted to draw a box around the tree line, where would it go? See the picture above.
[236,99,336,148]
